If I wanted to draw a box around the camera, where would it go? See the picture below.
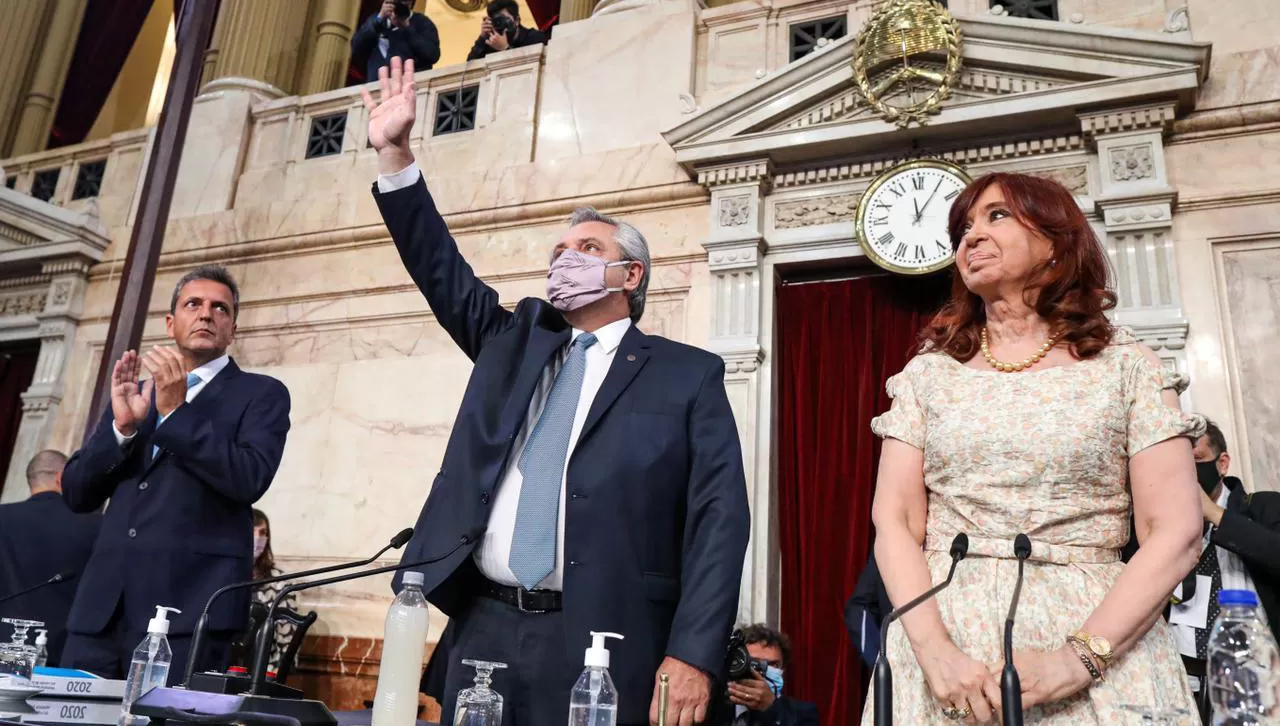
[725,629,767,681]
[489,13,517,36]
[703,629,768,725]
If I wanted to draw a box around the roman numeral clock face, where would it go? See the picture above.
[855,161,971,275]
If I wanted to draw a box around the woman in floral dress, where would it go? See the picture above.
[862,172,1203,725]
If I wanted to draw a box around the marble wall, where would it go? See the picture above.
[1218,244,1280,489]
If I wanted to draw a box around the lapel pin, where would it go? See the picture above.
[627,354,636,362]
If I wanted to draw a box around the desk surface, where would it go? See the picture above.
[0,697,121,726]
[0,701,439,726]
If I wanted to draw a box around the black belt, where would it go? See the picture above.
[480,578,562,613]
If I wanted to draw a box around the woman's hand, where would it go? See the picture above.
[992,646,1095,710]
[916,638,1000,723]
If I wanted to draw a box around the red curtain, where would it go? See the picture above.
[775,272,947,724]
[0,342,41,491]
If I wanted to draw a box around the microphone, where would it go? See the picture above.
[183,528,414,686]
[1001,534,1032,726]
[248,525,485,695]
[874,533,968,726]
[0,570,77,605]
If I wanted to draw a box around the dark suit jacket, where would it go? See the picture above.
[351,13,440,81]
[737,696,819,726]
[61,359,290,636]
[0,491,101,665]
[373,175,750,724]
[845,554,892,668]
[1212,477,1280,630]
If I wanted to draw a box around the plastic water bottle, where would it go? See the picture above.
[568,631,623,726]
[1207,590,1280,725]
[33,629,47,668]
[371,572,430,726]
[119,606,180,726]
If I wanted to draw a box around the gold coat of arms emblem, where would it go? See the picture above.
[852,0,963,128]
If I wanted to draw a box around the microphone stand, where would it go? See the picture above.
[130,529,476,726]
[874,533,969,726]
[0,571,75,605]
[1001,534,1032,726]
[249,526,483,695]
[183,528,413,688]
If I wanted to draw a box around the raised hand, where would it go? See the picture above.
[140,346,190,418]
[360,56,417,166]
[110,350,153,436]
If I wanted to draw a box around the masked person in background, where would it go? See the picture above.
[362,58,750,726]
[230,510,297,671]
[1168,418,1280,723]
[728,625,818,726]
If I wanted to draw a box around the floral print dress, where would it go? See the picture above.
[860,329,1203,725]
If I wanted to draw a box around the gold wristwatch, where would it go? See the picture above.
[1069,631,1114,668]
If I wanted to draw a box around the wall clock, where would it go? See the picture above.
[855,159,971,275]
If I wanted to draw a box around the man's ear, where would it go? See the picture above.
[1218,451,1231,479]
[624,261,645,292]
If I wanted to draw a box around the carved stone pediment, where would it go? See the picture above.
[0,188,110,275]
[664,13,1210,179]
[768,64,1077,132]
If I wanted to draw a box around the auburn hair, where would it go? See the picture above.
[920,172,1116,361]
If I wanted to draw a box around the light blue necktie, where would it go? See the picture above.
[508,333,597,590]
[153,372,203,459]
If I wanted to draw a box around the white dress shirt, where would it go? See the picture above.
[113,354,231,446]
[376,163,631,590]
[475,318,632,590]
[377,162,422,193]
[1170,484,1267,660]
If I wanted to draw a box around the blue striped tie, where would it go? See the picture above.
[153,372,203,459]
[508,333,597,590]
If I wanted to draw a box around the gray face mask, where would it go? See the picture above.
[253,535,268,560]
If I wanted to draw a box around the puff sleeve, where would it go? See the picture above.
[1124,351,1205,456]
[871,356,927,449]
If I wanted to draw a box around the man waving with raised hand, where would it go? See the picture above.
[362,58,750,726]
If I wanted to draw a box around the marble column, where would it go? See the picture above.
[0,2,52,157]
[559,0,597,23]
[699,159,774,626]
[203,0,311,95]
[298,0,360,96]
[1,265,93,502]
[9,0,89,157]
[1079,103,1191,398]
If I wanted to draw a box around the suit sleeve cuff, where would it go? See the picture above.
[377,162,421,193]
[112,422,137,447]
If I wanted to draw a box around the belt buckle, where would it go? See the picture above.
[515,587,546,614]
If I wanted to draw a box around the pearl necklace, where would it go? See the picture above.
[980,327,1058,373]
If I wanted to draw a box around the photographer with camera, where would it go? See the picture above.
[351,0,441,81]
[466,0,548,60]
[722,625,818,726]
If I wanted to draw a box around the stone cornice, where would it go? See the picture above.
[772,135,1084,189]
[956,13,1211,75]
[1179,188,1280,213]
[1170,100,1280,141]
[696,160,774,189]
[1079,102,1177,140]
